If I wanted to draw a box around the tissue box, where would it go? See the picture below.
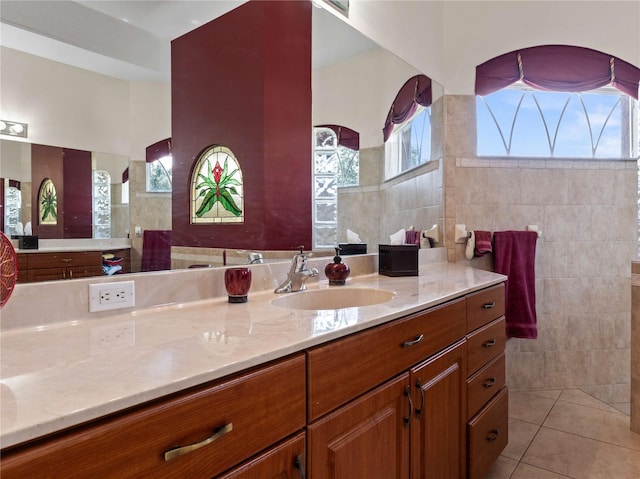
[378,244,418,276]
[338,243,367,256]
[17,235,39,250]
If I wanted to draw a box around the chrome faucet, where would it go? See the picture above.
[247,251,264,264]
[274,247,318,293]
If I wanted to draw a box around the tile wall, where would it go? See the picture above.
[445,95,638,404]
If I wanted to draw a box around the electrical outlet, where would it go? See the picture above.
[89,281,135,312]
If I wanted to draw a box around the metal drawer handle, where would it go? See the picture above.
[404,385,413,426]
[61,258,73,263]
[482,302,496,309]
[295,454,306,479]
[415,379,425,419]
[402,334,424,348]
[482,339,497,348]
[486,430,499,442]
[164,423,233,462]
[483,377,496,388]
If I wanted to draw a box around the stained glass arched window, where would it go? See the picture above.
[190,145,244,224]
[38,178,57,225]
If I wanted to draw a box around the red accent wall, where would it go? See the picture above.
[31,144,64,239]
[171,0,312,251]
[31,144,92,239]
[62,148,92,238]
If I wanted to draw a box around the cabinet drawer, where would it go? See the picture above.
[26,251,102,269]
[466,284,505,332]
[218,432,305,479]
[466,317,505,376]
[467,387,508,479]
[1,354,306,479]
[466,353,505,420]
[307,298,466,421]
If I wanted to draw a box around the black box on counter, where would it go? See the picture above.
[378,244,418,276]
[16,235,39,250]
[338,243,367,255]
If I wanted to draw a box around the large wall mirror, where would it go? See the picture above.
[1,0,444,278]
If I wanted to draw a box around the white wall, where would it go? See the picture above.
[0,47,171,159]
[346,0,639,94]
[313,48,421,149]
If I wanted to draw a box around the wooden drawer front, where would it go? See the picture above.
[307,298,466,421]
[466,317,505,376]
[466,284,505,332]
[26,251,101,269]
[16,253,27,271]
[26,265,103,282]
[467,387,508,479]
[0,355,306,479]
[466,353,505,420]
[218,432,305,479]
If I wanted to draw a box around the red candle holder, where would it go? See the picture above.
[224,267,252,303]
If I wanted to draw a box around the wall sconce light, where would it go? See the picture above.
[0,120,28,138]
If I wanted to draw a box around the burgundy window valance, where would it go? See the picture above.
[145,138,172,163]
[315,124,360,150]
[8,179,20,190]
[122,167,129,184]
[383,74,433,142]
[475,45,640,99]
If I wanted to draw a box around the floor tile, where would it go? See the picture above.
[502,418,540,461]
[543,400,640,451]
[509,389,559,425]
[522,427,640,479]
[558,389,621,413]
[510,462,572,478]
[482,455,518,479]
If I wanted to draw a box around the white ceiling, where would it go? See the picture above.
[0,0,378,82]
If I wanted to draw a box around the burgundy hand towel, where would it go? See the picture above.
[474,230,493,256]
[140,230,172,272]
[405,230,420,245]
[493,231,538,339]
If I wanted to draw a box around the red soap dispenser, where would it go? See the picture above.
[325,247,350,286]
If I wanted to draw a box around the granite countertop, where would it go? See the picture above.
[0,263,505,449]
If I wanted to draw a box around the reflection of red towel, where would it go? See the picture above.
[493,231,538,339]
[474,230,492,256]
[141,230,172,272]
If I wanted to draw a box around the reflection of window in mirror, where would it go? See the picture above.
[385,107,432,179]
[146,155,172,192]
[38,178,58,225]
[314,125,360,187]
[93,170,111,239]
[4,185,22,236]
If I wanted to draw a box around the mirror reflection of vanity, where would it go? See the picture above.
[0,0,445,279]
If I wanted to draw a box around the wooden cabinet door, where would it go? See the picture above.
[308,373,410,479]
[410,340,466,479]
[218,432,306,479]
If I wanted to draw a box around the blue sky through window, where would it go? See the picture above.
[477,85,634,158]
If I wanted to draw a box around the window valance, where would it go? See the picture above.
[315,124,360,150]
[8,180,20,190]
[383,74,433,142]
[145,138,172,163]
[122,167,129,184]
[475,45,640,99]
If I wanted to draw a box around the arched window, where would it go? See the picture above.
[146,138,172,192]
[475,45,640,158]
[190,145,244,224]
[314,124,360,187]
[383,74,433,179]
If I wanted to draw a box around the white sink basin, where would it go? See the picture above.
[271,287,394,310]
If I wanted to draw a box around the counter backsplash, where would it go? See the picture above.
[1,249,448,331]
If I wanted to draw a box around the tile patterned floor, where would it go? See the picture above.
[484,389,640,479]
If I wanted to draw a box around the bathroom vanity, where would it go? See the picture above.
[0,263,506,478]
